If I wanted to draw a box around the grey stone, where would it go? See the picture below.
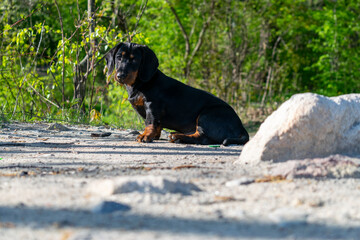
[114,176,201,195]
[127,130,140,135]
[88,175,201,196]
[270,155,360,179]
[236,93,360,164]
[92,201,131,214]
[90,132,112,137]
[161,130,170,140]
[47,123,70,131]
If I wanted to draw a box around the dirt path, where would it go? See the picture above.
[0,123,359,240]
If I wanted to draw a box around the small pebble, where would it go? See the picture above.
[128,130,140,135]
[225,177,255,187]
[92,201,131,214]
[19,171,28,177]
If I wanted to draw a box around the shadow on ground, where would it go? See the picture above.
[0,205,358,239]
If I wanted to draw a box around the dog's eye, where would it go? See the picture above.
[130,54,135,61]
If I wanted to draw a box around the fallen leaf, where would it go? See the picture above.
[84,193,92,199]
[49,170,62,175]
[0,172,17,177]
[90,109,101,122]
[61,231,72,240]
[214,196,236,202]
[37,138,49,141]
[172,165,199,170]
[128,166,153,171]
[0,171,37,177]
[0,222,16,228]
[255,175,288,183]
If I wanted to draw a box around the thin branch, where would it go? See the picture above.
[26,80,60,108]
[166,0,190,60]
[46,7,90,75]
[0,73,16,102]
[84,22,113,76]
[186,0,215,68]
[135,0,148,30]
[166,0,215,80]
[78,6,100,73]
[54,0,66,108]
[131,0,149,40]
[48,23,82,70]
[261,36,281,106]
[89,46,97,110]
[0,6,42,37]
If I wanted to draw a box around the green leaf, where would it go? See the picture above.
[4,24,11,31]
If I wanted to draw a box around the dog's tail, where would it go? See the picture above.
[222,135,249,146]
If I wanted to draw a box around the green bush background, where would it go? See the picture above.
[0,0,359,129]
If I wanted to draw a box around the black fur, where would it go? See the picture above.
[105,42,249,145]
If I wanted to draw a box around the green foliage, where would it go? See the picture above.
[0,0,359,128]
[305,1,360,96]
[102,84,144,129]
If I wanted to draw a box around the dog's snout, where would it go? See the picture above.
[117,72,127,79]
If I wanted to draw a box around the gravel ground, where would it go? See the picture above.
[0,123,360,240]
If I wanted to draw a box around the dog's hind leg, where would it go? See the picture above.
[194,106,249,145]
[169,131,213,145]
[169,106,249,145]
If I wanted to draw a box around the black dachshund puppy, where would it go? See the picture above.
[105,42,249,145]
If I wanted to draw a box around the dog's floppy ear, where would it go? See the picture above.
[104,43,123,76]
[138,45,159,82]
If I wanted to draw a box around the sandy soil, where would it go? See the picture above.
[0,123,360,240]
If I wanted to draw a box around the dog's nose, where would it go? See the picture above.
[117,73,127,79]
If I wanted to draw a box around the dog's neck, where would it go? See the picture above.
[125,70,163,103]
[125,84,139,100]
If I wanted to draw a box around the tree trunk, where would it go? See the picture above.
[72,0,95,113]
[73,65,86,112]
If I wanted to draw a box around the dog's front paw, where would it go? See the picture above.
[136,133,154,143]
[137,125,162,143]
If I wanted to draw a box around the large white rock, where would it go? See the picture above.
[236,93,360,164]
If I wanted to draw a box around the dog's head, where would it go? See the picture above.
[104,42,159,86]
